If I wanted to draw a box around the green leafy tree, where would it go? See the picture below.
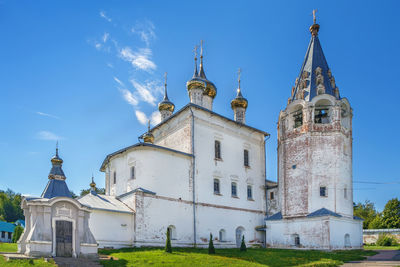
[382,198,400,228]
[208,233,215,254]
[240,235,247,252]
[0,189,24,222]
[12,225,24,243]
[369,213,384,229]
[80,188,106,197]
[353,200,378,229]
[165,227,172,253]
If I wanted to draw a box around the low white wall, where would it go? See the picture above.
[88,209,134,249]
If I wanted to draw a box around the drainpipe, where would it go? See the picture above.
[189,107,196,247]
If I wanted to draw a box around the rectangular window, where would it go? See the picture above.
[1,231,4,238]
[270,191,274,200]
[130,166,135,180]
[214,140,221,159]
[247,185,253,199]
[315,108,329,124]
[320,186,327,197]
[214,179,220,194]
[344,188,347,199]
[113,171,116,184]
[231,182,237,197]
[244,149,249,167]
[8,232,11,239]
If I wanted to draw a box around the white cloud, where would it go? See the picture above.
[107,63,114,68]
[95,42,102,50]
[135,110,148,125]
[131,20,156,46]
[99,11,112,22]
[130,79,162,106]
[119,47,156,71]
[150,111,161,125]
[36,131,63,141]
[36,111,60,119]
[113,76,125,87]
[119,89,138,106]
[102,32,110,43]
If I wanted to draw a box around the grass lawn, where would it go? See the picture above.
[364,245,400,250]
[99,247,376,267]
[0,242,55,266]
[0,243,17,253]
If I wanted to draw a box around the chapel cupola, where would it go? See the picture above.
[289,11,340,103]
[41,143,72,198]
[90,175,97,195]
[231,68,248,124]
[142,121,154,144]
[158,72,175,121]
[186,41,217,110]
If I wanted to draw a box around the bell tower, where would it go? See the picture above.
[277,15,353,219]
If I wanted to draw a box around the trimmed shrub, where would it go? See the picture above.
[208,233,215,254]
[376,234,399,246]
[165,228,172,253]
[12,225,24,243]
[240,235,247,252]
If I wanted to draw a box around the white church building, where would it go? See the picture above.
[20,17,362,253]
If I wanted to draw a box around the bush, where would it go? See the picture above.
[165,228,172,253]
[208,233,215,254]
[12,225,24,243]
[376,234,399,246]
[240,235,247,252]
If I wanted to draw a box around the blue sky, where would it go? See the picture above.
[1,0,399,211]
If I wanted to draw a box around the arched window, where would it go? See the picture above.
[231,182,237,197]
[130,166,135,180]
[344,234,351,247]
[293,234,300,246]
[219,229,226,242]
[113,171,117,184]
[244,149,249,167]
[247,185,253,199]
[214,179,220,194]
[215,140,221,159]
[168,225,176,240]
[235,227,245,248]
[314,99,331,124]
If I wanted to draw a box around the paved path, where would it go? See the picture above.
[342,250,400,267]
[54,257,102,267]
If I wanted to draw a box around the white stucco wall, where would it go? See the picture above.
[88,210,133,248]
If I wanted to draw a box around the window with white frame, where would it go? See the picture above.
[214,179,220,194]
[320,186,327,197]
[244,149,249,167]
[231,182,237,197]
[130,166,135,180]
[113,171,116,184]
[247,185,253,199]
[214,140,221,159]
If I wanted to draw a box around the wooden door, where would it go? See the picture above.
[56,220,73,257]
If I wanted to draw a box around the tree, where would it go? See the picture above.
[240,235,247,252]
[208,233,215,254]
[353,200,378,229]
[382,198,400,228]
[165,227,172,253]
[0,189,24,222]
[369,213,384,229]
[80,188,106,197]
[12,225,24,243]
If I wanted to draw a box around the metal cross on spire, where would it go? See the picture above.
[164,72,167,88]
[193,45,198,60]
[200,40,204,60]
[56,141,59,156]
[312,9,317,24]
[238,68,242,89]
[147,120,151,131]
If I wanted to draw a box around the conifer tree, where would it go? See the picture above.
[240,235,247,252]
[165,227,172,253]
[208,233,215,254]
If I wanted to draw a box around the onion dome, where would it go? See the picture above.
[186,41,217,98]
[231,68,248,109]
[90,175,97,195]
[41,143,72,199]
[142,121,154,144]
[158,72,175,113]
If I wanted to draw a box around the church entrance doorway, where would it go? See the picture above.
[56,220,73,257]
[235,227,245,248]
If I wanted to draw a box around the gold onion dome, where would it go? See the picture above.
[90,175,96,189]
[231,88,248,109]
[309,9,320,36]
[186,41,217,98]
[51,144,63,164]
[142,121,154,143]
[158,73,175,112]
[231,68,248,109]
